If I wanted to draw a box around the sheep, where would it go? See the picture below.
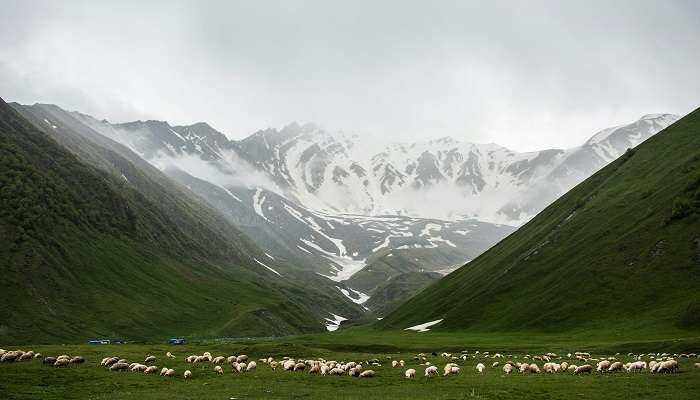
[1,352,18,362]
[237,362,247,372]
[399,360,405,367]
[213,356,226,364]
[227,356,236,364]
[653,360,678,373]
[503,364,513,374]
[348,368,359,377]
[519,363,529,373]
[320,365,330,375]
[568,364,577,372]
[528,363,540,374]
[43,357,57,365]
[608,362,623,372]
[211,365,222,375]
[246,361,257,371]
[596,360,611,372]
[330,367,345,375]
[166,352,175,359]
[164,369,176,377]
[574,364,593,375]
[405,368,416,378]
[186,355,197,363]
[626,361,646,372]
[309,365,320,374]
[184,370,192,379]
[19,351,35,361]
[492,361,499,368]
[270,361,279,370]
[110,362,129,371]
[131,364,147,372]
[443,363,458,375]
[53,358,70,368]
[103,357,118,366]
[560,361,569,371]
[359,370,375,378]
[144,366,159,374]
[70,356,85,364]
[283,360,296,371]
[425,366,438,376]
[160,367,169,376]
[476,363,486,373]
[694,363,700,369]
[294,362,306,371]
[392,360,399,368]
[145,355,156,363]
[446,366,460,375]
[236,355,248,363]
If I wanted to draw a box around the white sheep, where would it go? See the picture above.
[330,367,345,375]
[246,361,257,371]
[144,366,159,374]
[283,360,296,370]
[236,355,248,363]
[405,368,416,378]
[166,352,175,359]
[596,360,611,372]
[425,366,438,376]
[270,361,278,370]
[359,370,375,378]
[321,365,330,375]
[237,362,247,372]
[145,355,156,363]
[608,362,623,372]
[503,364,513,374]
[476,363,486,373]
[528,363,540,374]
[184,370,192,379]
[214,366,223,375]
[160,367,169,376]
[392,360,398,368]
[213,356,226,364]
[165,368,176,377]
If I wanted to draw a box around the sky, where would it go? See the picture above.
[0,0,698,151]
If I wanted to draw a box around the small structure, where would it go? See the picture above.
[168,338,187,345]
[88,339,110,345]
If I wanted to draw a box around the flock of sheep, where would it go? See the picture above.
[2,347,699,382]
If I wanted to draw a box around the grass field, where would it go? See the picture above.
[2,331,699,399]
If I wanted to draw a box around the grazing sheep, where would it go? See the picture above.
[574,364,593,375]
[145,355,156,363]
[329,367,345,375]
[503,364,513,374]
[213,356,226,364]
[568,365,577,372]
[492,361,499,368]
[392,360,398,368]
[227,356,236,364]
[348,368,359,377]
[283,360,296,371]
[144,366,159,374]
[626,361,646,372]
[184,370,192,379]
[359,370,375,378]
[131,364,147,372]
[166,352,175,359]
[70,356,85,364]
[43,356,58,365]
[110,362,129,371]
[653,360,679,373]
[164,369,176,377]
[320,365,330,375]
[186,355,197,363]
[443,363,457,375]
[214,366,223,375]
[19,351,35,361]
[160,367,168,376]
[237,362,246,372]
[294,362,306,371]
[596,360,611,372]
[54,359,70,368]
[608,362,623,372]
[425,366,438,376]
[309,365,320,374]
[1,352,18,363]
[236,355,248,363]
[528,363,540,374]
[476,363,486,373]
[270,361,279,370]
[560,361,568,371]
[405,368,416,378]
[246,361,257,371]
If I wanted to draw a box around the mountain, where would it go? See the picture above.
[0,97,366,344]
[379,108,700,335]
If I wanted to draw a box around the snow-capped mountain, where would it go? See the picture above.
[71,111,677,294]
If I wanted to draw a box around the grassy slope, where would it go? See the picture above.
[10,102,365,325]
[0,98,323,344]
[0,336,698,399]
[381,108,700,336]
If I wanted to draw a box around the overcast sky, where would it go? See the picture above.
[1,0,698,151]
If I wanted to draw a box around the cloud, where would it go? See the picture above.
[1,0,698,151]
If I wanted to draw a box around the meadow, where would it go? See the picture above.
[2,330,699,399]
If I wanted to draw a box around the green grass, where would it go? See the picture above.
[2,332,699,399]
[381,108,700,337]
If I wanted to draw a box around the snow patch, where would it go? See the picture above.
[254,258,281,276]
[405,319,444,332]
[324,313,347,332]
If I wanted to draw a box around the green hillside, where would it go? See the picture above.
[381,108,700,336]
[0,97,327,344]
